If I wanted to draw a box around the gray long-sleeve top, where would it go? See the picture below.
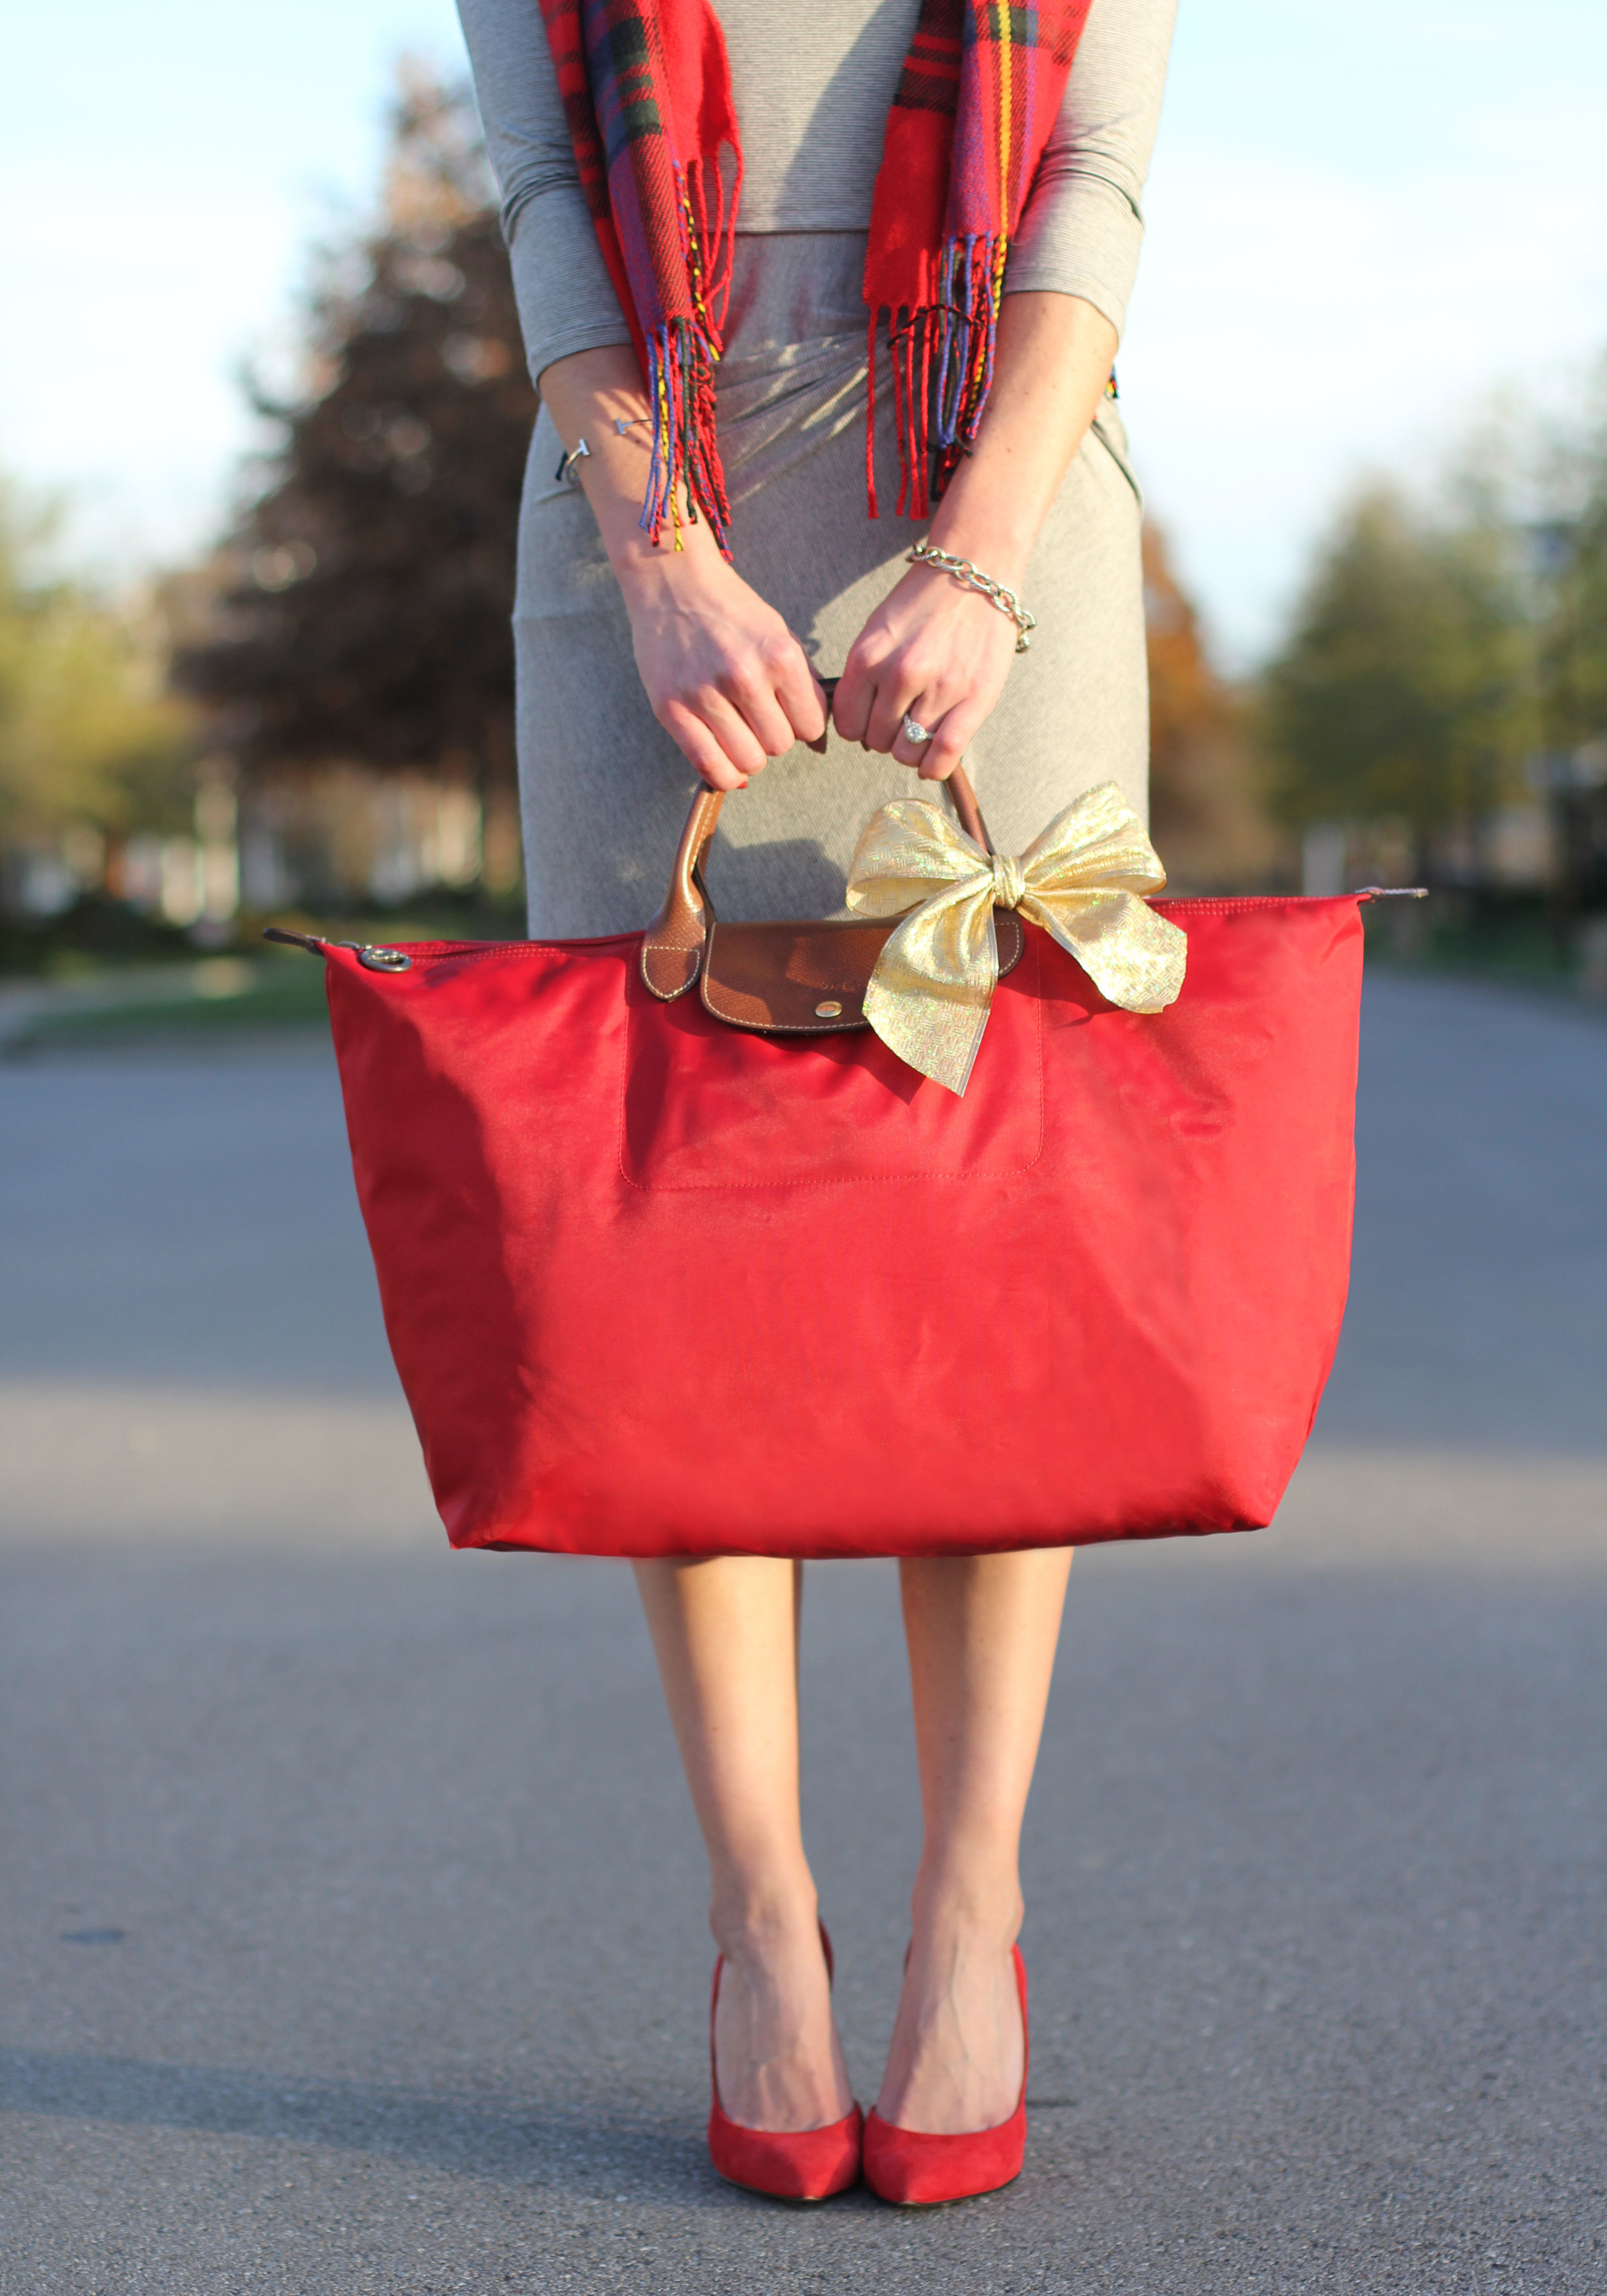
[455,0,1176,387]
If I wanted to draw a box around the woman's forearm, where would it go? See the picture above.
[926,291,1119,590]
[540,296,1114,788]
[537,345,728,595]
[537,345,825,787]
[831,291,1118,777]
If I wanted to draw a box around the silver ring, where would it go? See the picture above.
[902,714,933,745]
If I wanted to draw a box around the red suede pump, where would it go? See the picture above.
[861,1946,1029,2206]
[706,1927,863,2201]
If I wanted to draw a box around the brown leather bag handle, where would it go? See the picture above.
[640,677,993,1000]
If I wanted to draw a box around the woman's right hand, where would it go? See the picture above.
[619,547,826,792]
[538,347,823,790]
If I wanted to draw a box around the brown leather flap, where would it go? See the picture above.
[701,910,1023,1035]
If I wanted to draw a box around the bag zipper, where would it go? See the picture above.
[265,889,1428,972]
[1154,888,1426,916]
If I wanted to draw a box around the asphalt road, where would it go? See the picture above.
[2,973,1604,2295]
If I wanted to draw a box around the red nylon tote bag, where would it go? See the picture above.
[274,765,1379,1561]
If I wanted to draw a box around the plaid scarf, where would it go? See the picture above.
[537,0,1094,554]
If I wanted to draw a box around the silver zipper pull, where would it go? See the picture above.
[260,927,411,972]
[1357,886,1429,899]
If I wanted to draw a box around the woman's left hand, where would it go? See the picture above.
[831,557,1020,782]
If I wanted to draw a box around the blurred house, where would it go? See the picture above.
[236,766,488,910]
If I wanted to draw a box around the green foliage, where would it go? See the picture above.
[0,485,195,839]
[1535,382,1607,752]
[1567,496,1607,739]
[1261,485,1534,838]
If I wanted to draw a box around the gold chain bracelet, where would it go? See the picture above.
[905,541,1037,653]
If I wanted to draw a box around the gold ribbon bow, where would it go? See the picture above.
[845,781,1187,1095]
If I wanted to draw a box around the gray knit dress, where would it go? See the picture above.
[454,0,1176,937]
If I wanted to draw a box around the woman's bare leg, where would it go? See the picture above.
[633,1556,854,2131]
[875,1548,1074,2132]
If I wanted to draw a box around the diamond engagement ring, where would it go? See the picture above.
[901,714,933,745]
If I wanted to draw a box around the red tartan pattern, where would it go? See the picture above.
[536,0,1090,548]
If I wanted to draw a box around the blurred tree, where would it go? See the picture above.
[0,484,194,843]
[1529,386,1607,921]
[1261,484,1533,879]
[1535,386,1607,750]
[1144,524,1279,890]
[175,68,537,891]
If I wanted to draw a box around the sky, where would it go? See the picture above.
[3,0,1605,667]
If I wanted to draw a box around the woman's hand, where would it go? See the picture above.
[830,561,1019,782]
[833,291,1122,782]
[619,548,826,793]
[536,344,824,792]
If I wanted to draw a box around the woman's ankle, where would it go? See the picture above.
[708,1876,823,1963]
[708,1881,853,2130]
[908,1870,1023,1957]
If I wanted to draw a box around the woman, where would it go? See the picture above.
[454,0,1175,2204]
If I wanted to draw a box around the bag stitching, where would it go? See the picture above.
[701,981,868,1026]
